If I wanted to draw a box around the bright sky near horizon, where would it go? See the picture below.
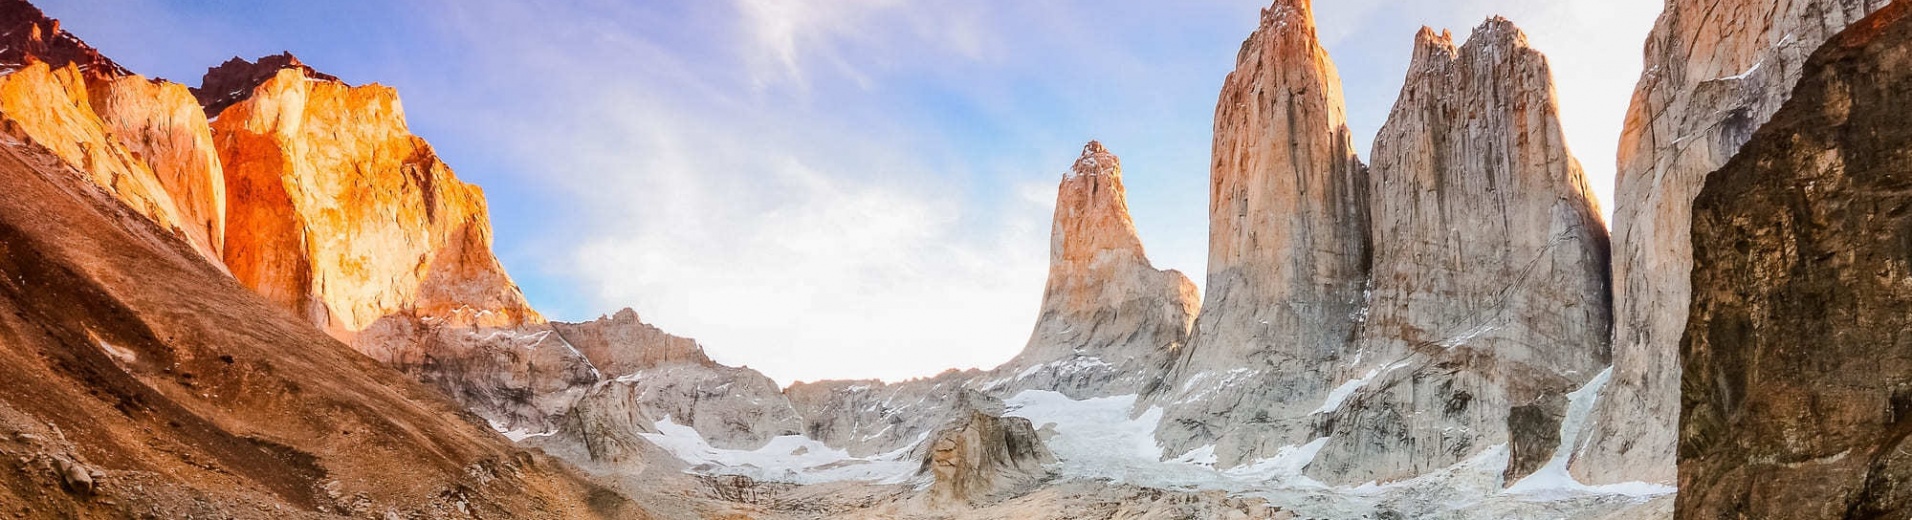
[48,0,1662,385]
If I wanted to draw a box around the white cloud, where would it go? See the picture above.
[731,0,993,90]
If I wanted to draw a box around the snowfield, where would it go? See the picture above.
[999,389,1672,519]
[638,417,923,485]
[625,386,1673,518]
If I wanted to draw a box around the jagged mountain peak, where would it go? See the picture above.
[1235,0,1331,67]
[1067,140,1116,179]
[1260,0,1314,26]
[1413,17,1537,68]
[0,0,129,78]
[193,52,344,117]
[1414,26,1456,49]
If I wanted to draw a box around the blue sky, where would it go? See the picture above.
[47,0,1661,384]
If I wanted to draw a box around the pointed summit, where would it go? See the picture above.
[1068,140,1116,179]
[984,141,1197,398]
[0,0,129,78]
[193,52,344,117]
[1152,0,1371,469]
[1305,16,1611,485]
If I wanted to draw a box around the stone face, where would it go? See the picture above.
[918,393,1056,506]
[0,0,223,262]
[88,75,228,260]
[1152,0,1372,468]
[0,0,128,79]
[553,308,716,378]
[212,63,539,335]
[0,135,636,518]
[1577,0,1890,486]
[192,52,342,118]
[0,63,225,260]
[1680,4,1912,517]
[981,142,1198,399]
[206,56,590,433]
[787,369,983,458]
[569,361,801,452]
[1305,20,1611,485]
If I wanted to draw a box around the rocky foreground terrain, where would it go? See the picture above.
[1,0,1909,518]
[1681,2,1912,516]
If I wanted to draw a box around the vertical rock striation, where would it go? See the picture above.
[1305,20,1611,485]
[1578,0,1889,485]
[1681,3,1912,517]
[1152,0,1372,468]
[984,141,1199,399]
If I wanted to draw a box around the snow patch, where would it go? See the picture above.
[1439,322,1500,349]
[1717,61,1763,82]
[640,417,919,485]
[1314,362,1408,415]
[1504,367,1676,499]
[488,419,555,442]
[1003,390,1325,490]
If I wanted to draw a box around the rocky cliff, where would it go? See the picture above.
[191,53,341,118]
[1152,0,1372,469]
[0,130,642,518]
[554,308,715,378]
[87,74,228,260]
[1681,3,1912,517]
[1305,19,1612,485]
[547,310,801,457]
[787,370,982,458]
[209,57,539,335]
[1578,0,1890,486]
[0,0,223,262]
[0,0,126,78]
[983,141,1198,399]
[203,55,598,433]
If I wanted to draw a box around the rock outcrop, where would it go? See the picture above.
[0,133,641,518]
[1152,0,1372,468]
[210,58,539,335]
[787,369,983,458]
[1305,20,1611,485]
[1577,0,1891,486]
[202,55,597,432]
[554,308,715,378]
[0,1,224,262]
[568,362,801,452]
[918,393,1056,506]
[983,141,1198,399]
[86,74,228,260]
[0,0,127,78]
[1681,4,1912,517]
[553,311,802,452]
[192,52,341,118]
[0,63,214,259]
